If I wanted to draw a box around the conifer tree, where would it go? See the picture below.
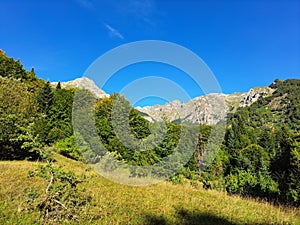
[37,81,53,116]
[56,81,61,90]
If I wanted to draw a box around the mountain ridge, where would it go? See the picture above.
[54,77,275,125]
[136,86,275,125]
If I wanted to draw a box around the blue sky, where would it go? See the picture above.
[0,0,299,106]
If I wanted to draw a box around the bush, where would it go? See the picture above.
[55,136,84,161]
[26,162,92,223]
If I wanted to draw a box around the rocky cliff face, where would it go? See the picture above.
[238,86,275,108]
[52,77,109,99]
[137,86,275,125]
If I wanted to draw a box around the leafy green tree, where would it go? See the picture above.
[55,136,83,161]
[0,77,40,160]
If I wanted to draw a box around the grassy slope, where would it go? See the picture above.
[0,154,299,225]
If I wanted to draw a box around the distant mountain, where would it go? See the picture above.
[137,86,275,125]
[52,77,109,99]
[54,77,282,125]
[56,77,276,125]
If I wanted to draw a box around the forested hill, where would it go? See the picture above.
[0,49,44,88]
[0,50,74,160]
[0,50,299,208]
[215,79,300,205]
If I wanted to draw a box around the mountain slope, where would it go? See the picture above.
[0,153,299,224]
[137,86,274,125]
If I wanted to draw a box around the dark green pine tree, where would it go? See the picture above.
[35,81,54,145]
[37,81,53,116]
[56,81,61,90]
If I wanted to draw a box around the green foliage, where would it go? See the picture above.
[55,136,83,161]
[35,84,74,145]
[0,77,41,160]
[72,89,103,163]
[94,93,155,165]
[37,81,54,115]
[0,51,75,160]
[0,50,43,91]
[48,88,74,141]
[26,162,91,223]
[0,50,35,81]
[286,135,300,205]
[170,173,187,185]
[94,93,202,179]
[203,79,300,205]
[93,94,211,180]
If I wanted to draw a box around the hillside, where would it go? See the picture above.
[0,153,299,225]
[201,79,300,205]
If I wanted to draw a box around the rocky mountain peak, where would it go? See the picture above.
[52,77,109,99]
[137,86,275,125]
[239,86,275,108]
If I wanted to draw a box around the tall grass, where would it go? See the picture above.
[0,154,299,224]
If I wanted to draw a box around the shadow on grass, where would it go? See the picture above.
[143,208,270,225]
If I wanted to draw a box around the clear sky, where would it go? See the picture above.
[0,0,299,106]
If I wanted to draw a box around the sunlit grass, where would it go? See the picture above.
[0,153,299,224]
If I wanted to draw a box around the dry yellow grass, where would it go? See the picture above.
[0,154,299,224]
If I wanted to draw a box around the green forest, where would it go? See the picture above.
[0,49,299,224]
